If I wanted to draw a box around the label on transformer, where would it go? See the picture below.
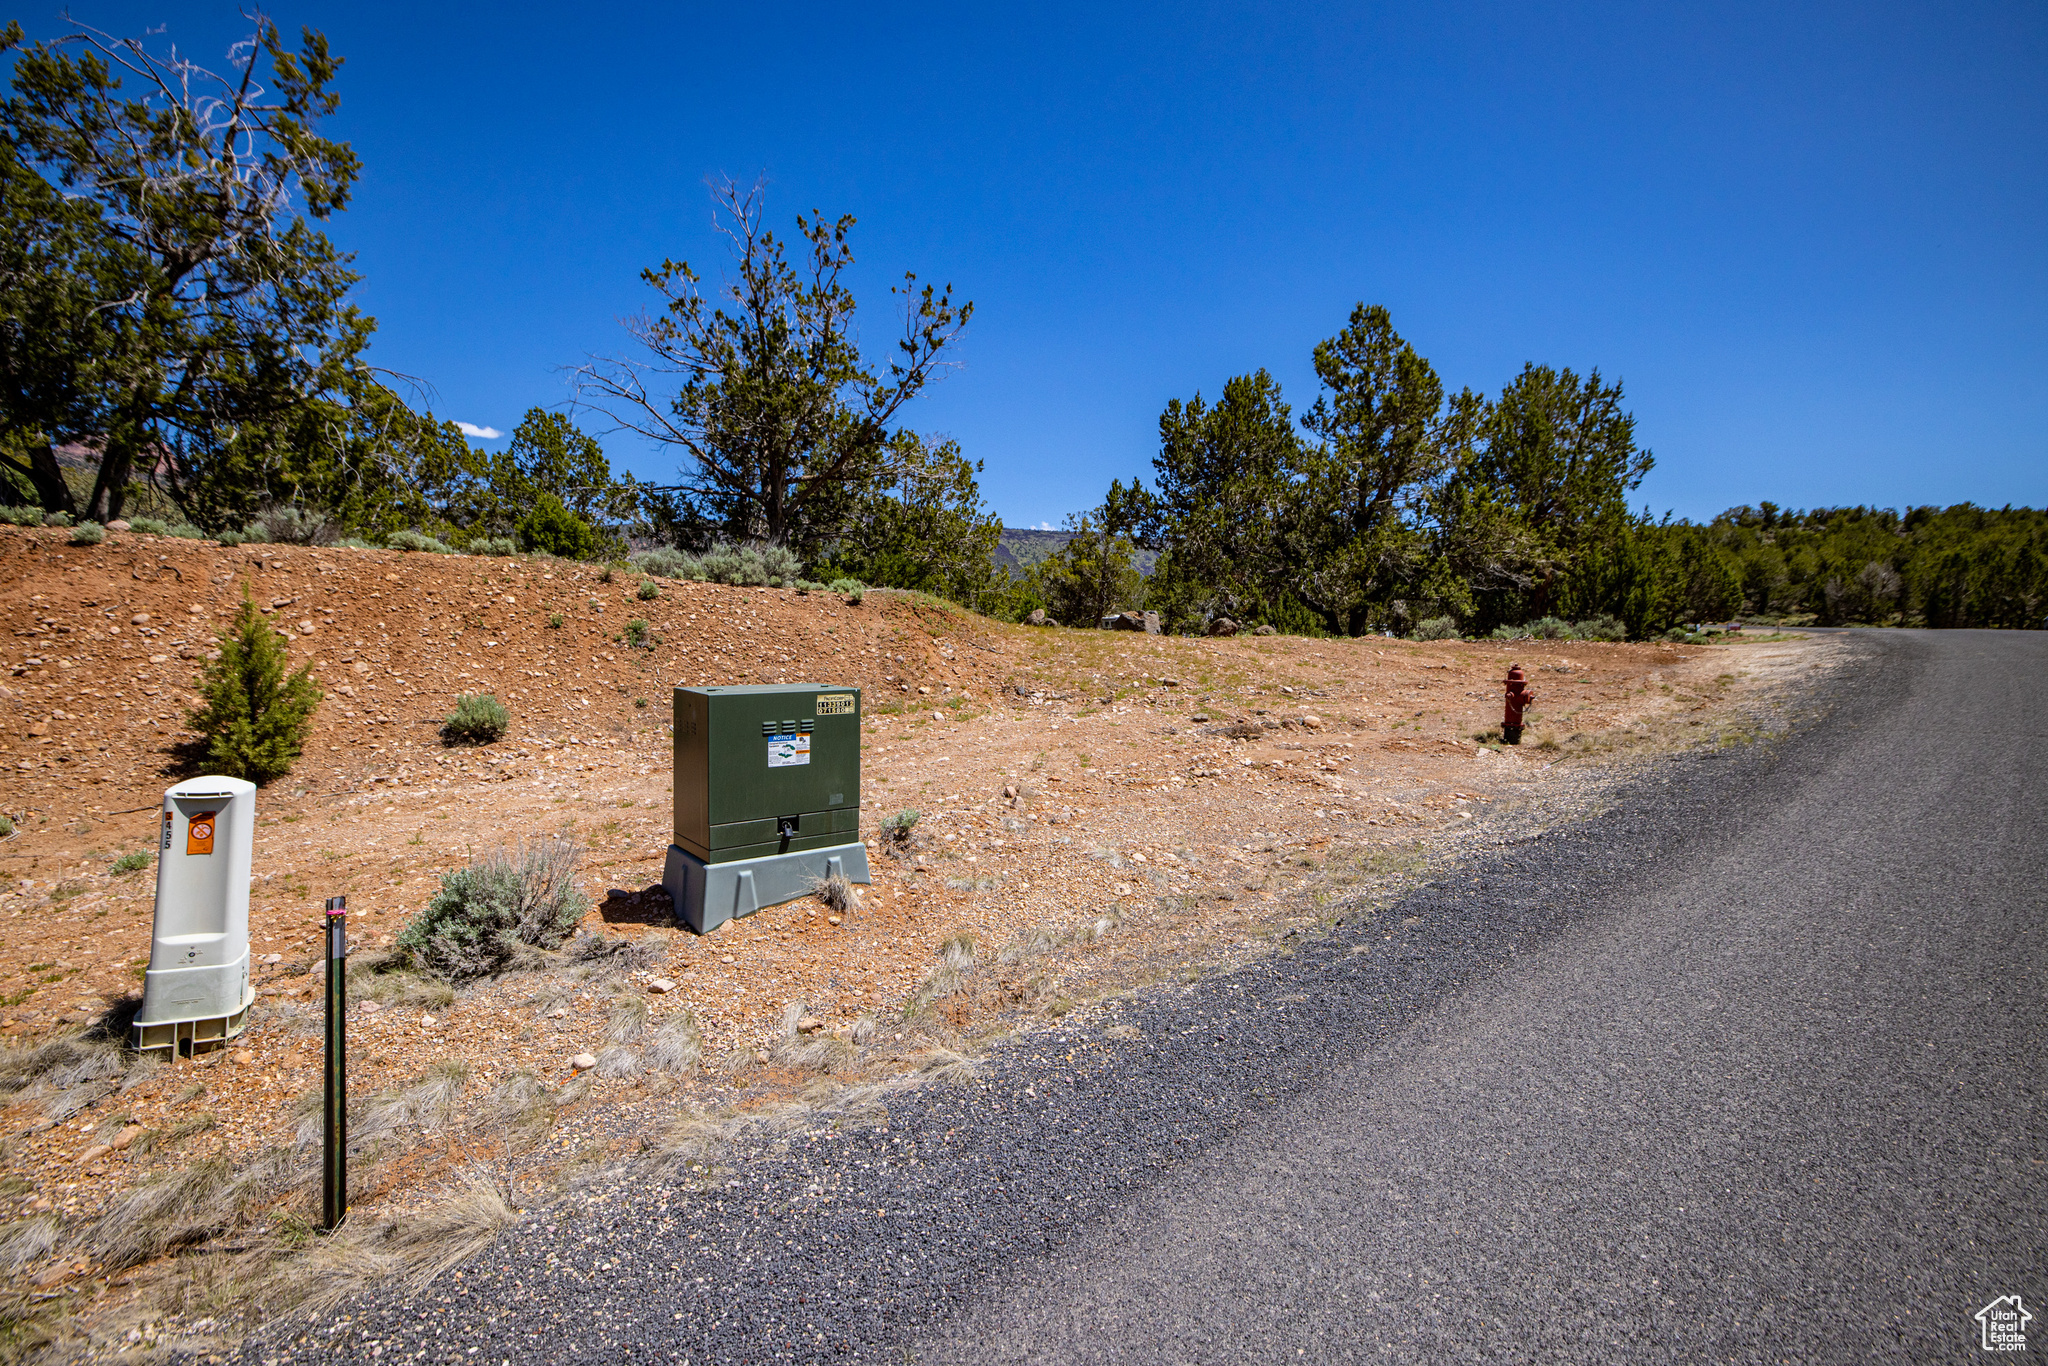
[767,733,811,767]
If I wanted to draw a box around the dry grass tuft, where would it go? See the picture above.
[905,933,977,1015]
[604,993,649,1045]
[390,1169,520,1290]
[0,1215,59,1274]
[594,1046,640,1080]
[86,1157,258,1270]
[644,1013,702,1074]
[810,872,861,915]
[478,1070,555,1150]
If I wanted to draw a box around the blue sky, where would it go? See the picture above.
[19,1,2047,525]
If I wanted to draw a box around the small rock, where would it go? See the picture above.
[1301,715,1324,730]
[77,1144,113,1164]
[917,686,931,696]
[796,1016,825,1035]
[130,613,151,625]
[1003,784,1018,799]
[754,1048,771,1064]
[647,978,676,993]
[826,915,841,927]
[262,953,282,964]
[1024,608,1048,627]
[569,1052,598,1071]
[721,955,735,965]
[108,1126,141,1151]
[1253,624,1276,635]
[104,519,130,532]
[358,1000,382,1015]
[419,1013,436,1027]
[1208,617,1240,637]
[1160,677,1181,687]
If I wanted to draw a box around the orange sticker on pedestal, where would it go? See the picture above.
[186,814,217,856]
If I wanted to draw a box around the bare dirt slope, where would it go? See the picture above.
[0,524,1831,1274]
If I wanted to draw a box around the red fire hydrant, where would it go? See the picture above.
[1502,665,1536,745]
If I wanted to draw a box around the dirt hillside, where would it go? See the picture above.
[0,523,1828,1299]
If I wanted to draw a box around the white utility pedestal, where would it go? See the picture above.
[132,776,257,1059]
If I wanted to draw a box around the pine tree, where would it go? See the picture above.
[187,589,323,784]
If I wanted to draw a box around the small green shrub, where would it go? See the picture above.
[399,837,591,981]
[443,693,509,745]
[623,618,651,649]
[1574,614,1627,642]
[1526,616,1573,639]
[0,506,41,526]
[878,809,922,852]
[126,516,170,535]
[1488,624,1526,640]
[0,814,14,837]
[387,529,453,554]
[167,523,207,540]
[111,851,150,875]
[633,696,647,709]
[467,535,518,557]
[1411,616,1460,641]
[69,521,105,546]
[547,611,564,629]
[827,577,863,595]
[43,510,74,528]
[518,494,600,560]
[636,579,660,600]
[186,588,323,785]
[216,528,248,546]
[335,536,377,550]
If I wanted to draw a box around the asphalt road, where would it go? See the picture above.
[271,630,2044,1366]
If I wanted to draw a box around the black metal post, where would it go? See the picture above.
[322,895,348,1231]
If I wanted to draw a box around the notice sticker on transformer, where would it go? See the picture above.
[767,732,811,767]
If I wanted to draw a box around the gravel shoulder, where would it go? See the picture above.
[230,632,1953,1365]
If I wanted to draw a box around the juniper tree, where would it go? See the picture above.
[186,589,321,784]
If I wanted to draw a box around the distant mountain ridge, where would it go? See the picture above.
[995,527,1157,578]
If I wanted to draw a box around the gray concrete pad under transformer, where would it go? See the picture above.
[662,840,872,935]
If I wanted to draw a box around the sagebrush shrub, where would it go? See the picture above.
[1574,614,1627,641]
[243,505,331,545]
[0,506,40,526]
[399,838,591,981]
[69,521,105,545]
[126,516,170,535]
[387,529,453,554]
[186,589,322,785]
[1411,616,1460,641]
[630,547,703,580]
[443,693,509,745]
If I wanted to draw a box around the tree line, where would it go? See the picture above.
[1019,304,2045,637]
[3,17,2037,636]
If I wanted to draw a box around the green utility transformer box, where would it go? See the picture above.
[661,683,871,934]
